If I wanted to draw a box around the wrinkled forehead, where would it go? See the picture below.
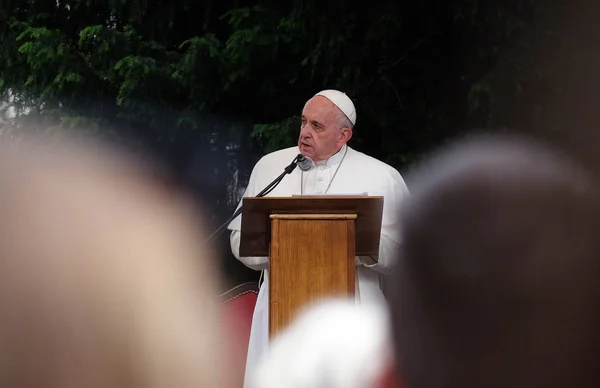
[302,96,340,121]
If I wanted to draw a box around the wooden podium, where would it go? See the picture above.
[239,196,384,337]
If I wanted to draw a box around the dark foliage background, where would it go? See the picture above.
[3,0,599,289]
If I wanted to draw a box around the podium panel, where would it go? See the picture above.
[238,196,383,339]
[239,196,383,258]
[268,214,356,337]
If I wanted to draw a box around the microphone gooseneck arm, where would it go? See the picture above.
[205,154,305,244]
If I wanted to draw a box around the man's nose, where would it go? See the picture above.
[300,127,313,138]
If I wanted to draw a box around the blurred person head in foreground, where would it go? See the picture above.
[386,133,600,388]
[249,298,394,388]
[0,134,225,388]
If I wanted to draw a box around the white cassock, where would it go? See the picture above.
[227,144,409,387]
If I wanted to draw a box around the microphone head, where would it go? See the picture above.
[297,155,313,172]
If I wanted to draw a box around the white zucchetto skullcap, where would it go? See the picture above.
[315,89,356,126]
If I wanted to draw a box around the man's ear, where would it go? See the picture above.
[374,365,404,388]
[339,128,353,144]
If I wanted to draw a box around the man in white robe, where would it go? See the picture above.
[227,89,409,387]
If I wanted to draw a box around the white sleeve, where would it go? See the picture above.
[227,162,269,271]
[229,229,268,271]
[357,169,409,275]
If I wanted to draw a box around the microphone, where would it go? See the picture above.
[297,155,313,171]
[205,154,305,243]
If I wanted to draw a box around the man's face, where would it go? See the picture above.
[298,96,352,162]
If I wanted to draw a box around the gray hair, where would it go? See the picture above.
[335,109,354,131]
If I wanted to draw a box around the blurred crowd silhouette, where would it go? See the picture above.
[1,130,600,388]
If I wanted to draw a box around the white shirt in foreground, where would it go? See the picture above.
[250,298,393,388]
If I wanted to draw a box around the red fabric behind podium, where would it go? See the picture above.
[219,282,259,388]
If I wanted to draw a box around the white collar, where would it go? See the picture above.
[313,144,347,167]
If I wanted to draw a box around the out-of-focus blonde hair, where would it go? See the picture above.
[0,136,221,388]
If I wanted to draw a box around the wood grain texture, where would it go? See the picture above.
[268,214,356,337]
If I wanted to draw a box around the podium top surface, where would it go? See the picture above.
[239,196,383,257]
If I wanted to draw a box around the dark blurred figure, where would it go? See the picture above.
[0,135,235,388]
[385,134,600,388]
